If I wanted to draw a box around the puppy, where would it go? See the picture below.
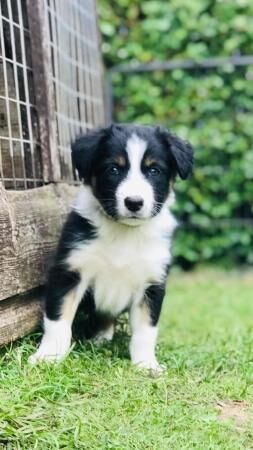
[29,124,193,371]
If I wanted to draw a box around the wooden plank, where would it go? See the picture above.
[0,182,77,302]
[0,291,43,346]
[27,0,61,182]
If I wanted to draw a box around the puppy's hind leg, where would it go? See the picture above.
[83,309,115,344]
[29,269,86,363]
[92,321,114,345]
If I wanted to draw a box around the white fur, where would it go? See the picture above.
[130,325,161,371]
[129,304,162,372]
[28,318,71,363]
[69,185,176,317]
[116,134,154,219]
[29,284,87,363]
[30,178,177,365]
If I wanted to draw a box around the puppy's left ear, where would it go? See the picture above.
[157,127,194,179]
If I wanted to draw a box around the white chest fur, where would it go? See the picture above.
[68,188,177,316]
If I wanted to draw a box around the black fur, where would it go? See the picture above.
[42,124,193,352]
[72,124,193,219]
[145,284,166,326]
[45,211,97,320]
[75,288,114,340]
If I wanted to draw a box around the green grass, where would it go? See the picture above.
[1,269,253,449]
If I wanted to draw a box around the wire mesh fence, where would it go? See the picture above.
[0,0,42,189]
[45,0,105,181]
[0,0,105,189]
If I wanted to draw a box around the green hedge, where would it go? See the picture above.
[98,0,253,267]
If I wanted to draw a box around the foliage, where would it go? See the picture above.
[98,0,253,266]
[1,270,253,448]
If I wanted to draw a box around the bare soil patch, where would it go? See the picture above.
[217,400,250,429]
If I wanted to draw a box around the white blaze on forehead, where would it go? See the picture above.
[116,133,155,219]
[126,133,147,171]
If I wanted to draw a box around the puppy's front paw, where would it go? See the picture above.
[29,318,72,364]
[133,358,166,375]
[28,336,71,364]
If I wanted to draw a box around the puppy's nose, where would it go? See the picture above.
[124,196,144,212]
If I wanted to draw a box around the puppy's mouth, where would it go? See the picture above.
[117,211,152,226]
[118,216,147,226]
[97,200,153,225]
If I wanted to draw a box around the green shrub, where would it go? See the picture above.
[98,0,253,266]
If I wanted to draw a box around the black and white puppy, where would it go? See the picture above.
[29,124,193,371]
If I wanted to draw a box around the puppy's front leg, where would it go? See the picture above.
[29,268,86,363]
[129,284,165,372]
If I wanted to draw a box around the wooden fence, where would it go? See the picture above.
[0,0,105,344]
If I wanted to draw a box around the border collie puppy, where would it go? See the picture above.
[29,124,193,371]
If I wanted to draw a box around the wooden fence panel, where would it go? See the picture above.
[0,291,42,346]
[0,183,77,302]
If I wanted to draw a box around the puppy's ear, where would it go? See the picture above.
[71,127,110,182]
[157,127,194,179]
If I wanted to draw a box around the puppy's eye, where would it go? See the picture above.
[148,166,161,177]
[108,165,120,176]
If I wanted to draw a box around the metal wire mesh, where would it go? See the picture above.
[0,0,42,189]
[0,0,105,189]
[45,0,105,181]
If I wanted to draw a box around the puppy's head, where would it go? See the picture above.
[72,124,193,225]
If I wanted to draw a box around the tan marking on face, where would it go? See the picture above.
[143,156,157,167]
[169,180,174,190]
[115,155,126,167]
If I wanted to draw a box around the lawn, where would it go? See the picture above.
[1,269,253,449]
